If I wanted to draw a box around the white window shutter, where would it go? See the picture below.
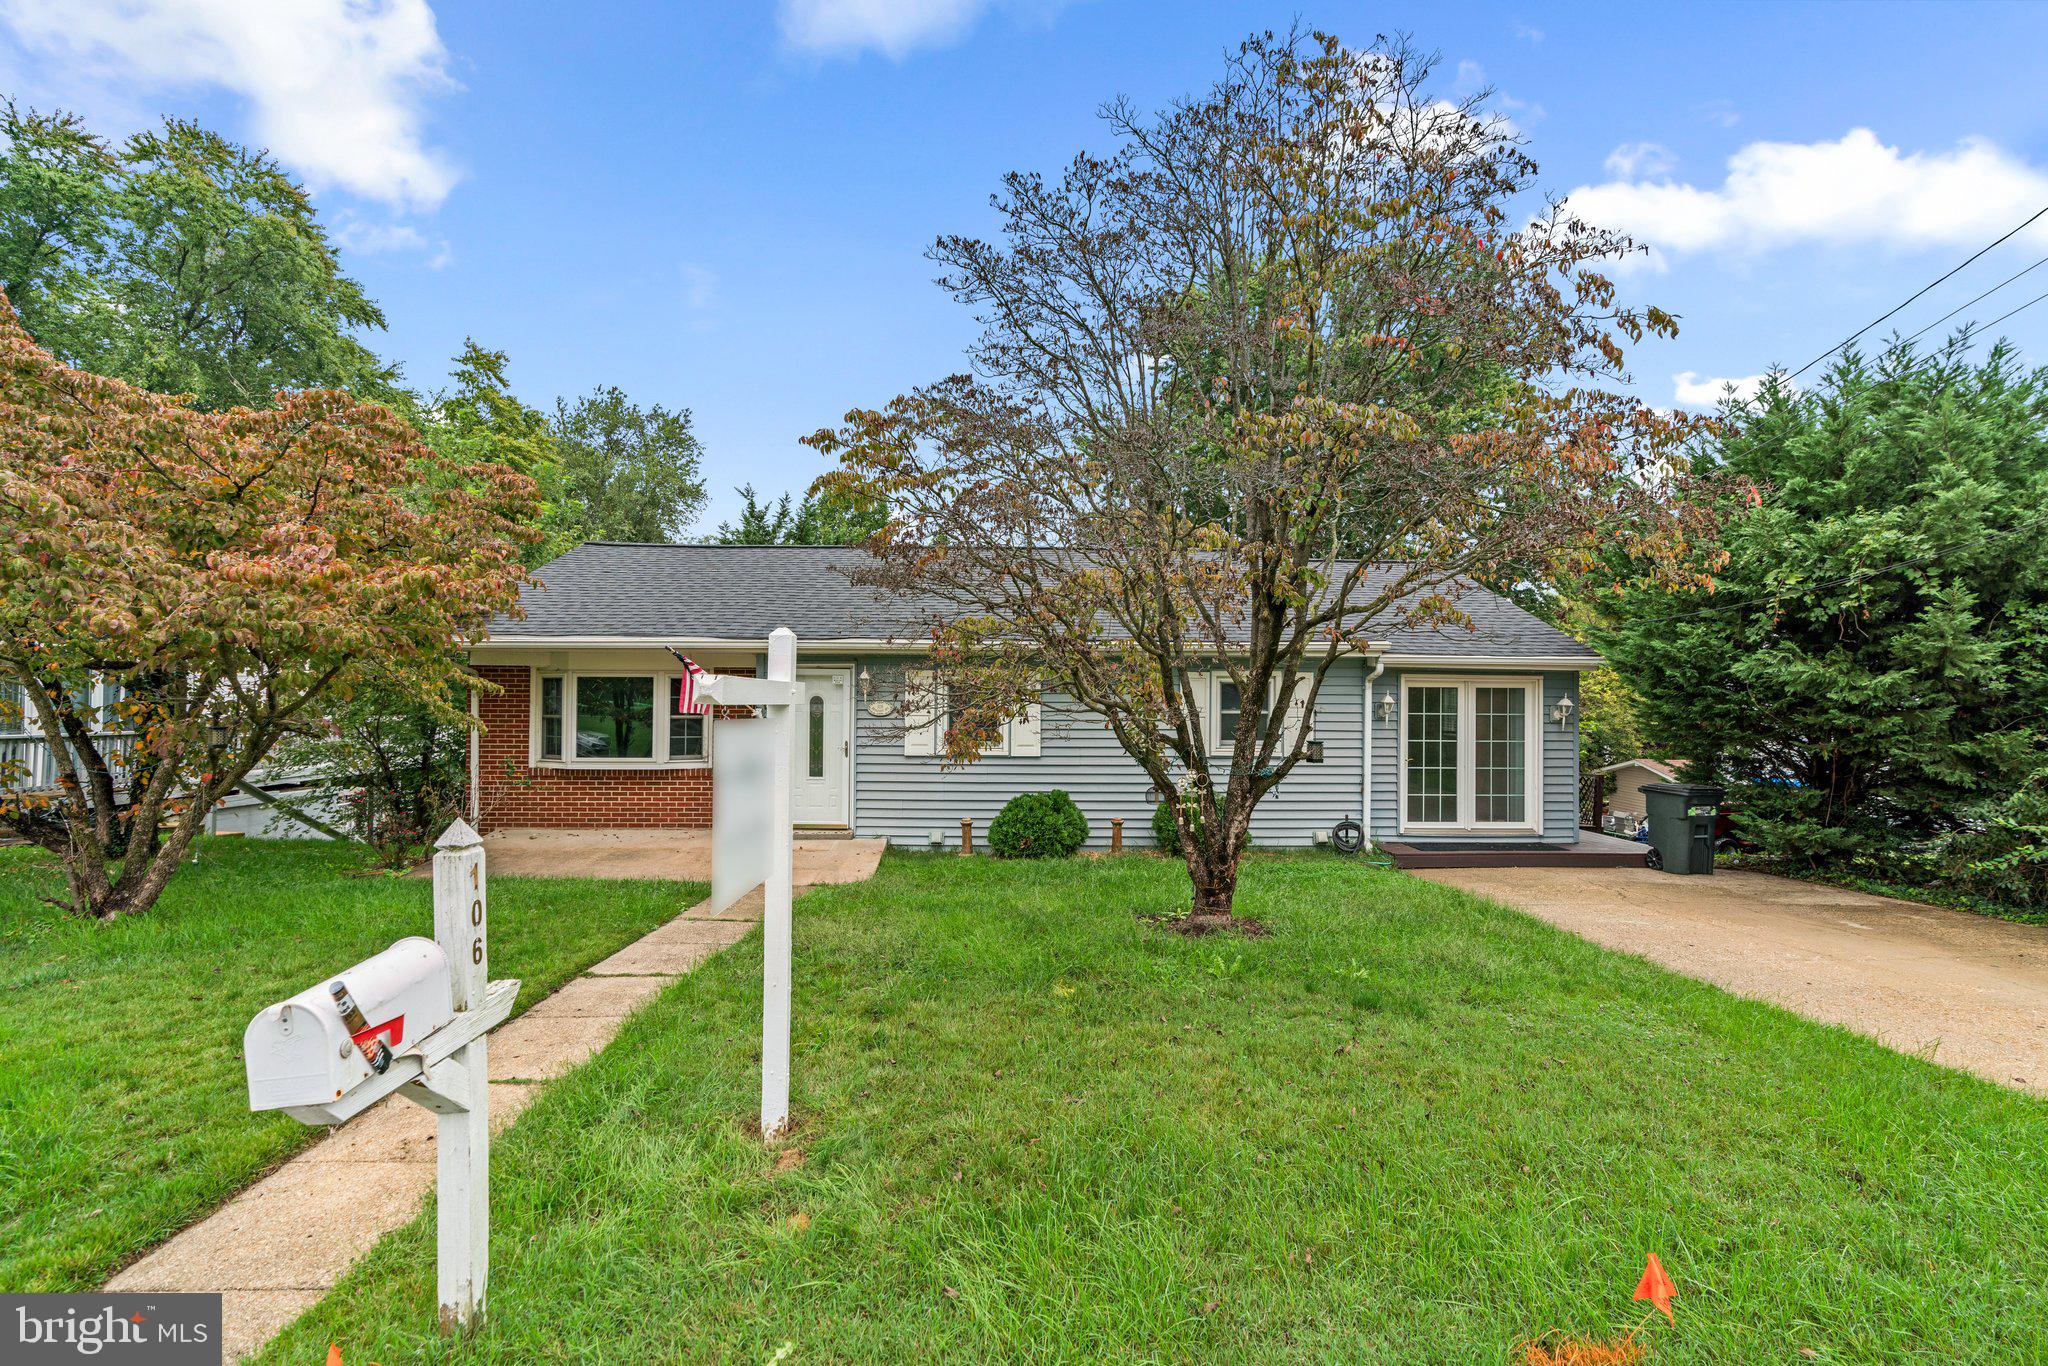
[1012,693,1042,756]
[1280,679,1311,753]
[903,669,940,756]
[1187,670,1206,750]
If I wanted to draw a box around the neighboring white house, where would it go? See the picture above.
[1,677,343,840]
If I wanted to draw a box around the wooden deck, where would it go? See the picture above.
[1382,829,1648,870]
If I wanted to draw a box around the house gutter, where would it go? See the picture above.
[1361,655,1386,843]
[468,685,480,827]
[472,634,1398,655]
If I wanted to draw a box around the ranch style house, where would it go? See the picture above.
[464,542,1600,853]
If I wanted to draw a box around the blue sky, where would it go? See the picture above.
[5,1,2048,532]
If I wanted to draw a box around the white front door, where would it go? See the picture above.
[791,670,850,827]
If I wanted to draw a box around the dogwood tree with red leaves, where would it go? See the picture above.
[0,296,536,918]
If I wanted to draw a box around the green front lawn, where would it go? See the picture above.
[0,837,704,1293]
[265,853,2047,1363]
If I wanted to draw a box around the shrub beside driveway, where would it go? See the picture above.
[264,853,2048,1363]
[0,837,704,1293]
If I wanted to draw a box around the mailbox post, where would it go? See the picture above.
[427,818,492,1330]
[243,817,517,1335]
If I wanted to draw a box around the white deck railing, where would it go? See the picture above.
[0,732,142,795]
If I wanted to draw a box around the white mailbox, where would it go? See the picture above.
[244,936,456,1112]
[238,820,519,1335]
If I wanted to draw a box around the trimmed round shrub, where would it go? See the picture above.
[989,790,1089,859]
[1152,796,1203,855]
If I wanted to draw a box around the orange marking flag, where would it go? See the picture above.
[1632,1253,1677,1322]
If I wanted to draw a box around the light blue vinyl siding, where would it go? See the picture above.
[1366,669,1580,843]
[817,656,1580,849]
[838,657,1367,849]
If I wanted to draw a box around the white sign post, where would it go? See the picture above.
[241,817,517,1335]
[698,626,799,1139]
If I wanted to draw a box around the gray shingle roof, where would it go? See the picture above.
[486,542,1598,662]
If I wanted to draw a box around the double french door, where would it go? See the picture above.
[1399,677,1542,834]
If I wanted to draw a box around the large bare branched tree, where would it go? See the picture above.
[809,31,1716,924]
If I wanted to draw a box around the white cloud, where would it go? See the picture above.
[1603,140,1674,179]
[1512,22,1544,43]
[334,217,451,268]
[1452,59,1486,96]
[778,0,990,58]
[1674,370,1774,407]
[0,0,458,210]
[1568,129,2048,261]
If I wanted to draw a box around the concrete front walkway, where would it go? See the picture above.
[464,828,887,885]
[106,886,781,1360]
[1419,865,2048,1095]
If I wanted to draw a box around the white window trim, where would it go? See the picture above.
[1206,672,1312,755]
[903,670,1041,758]
[1396,674,1542,835]
[529,668,713,769]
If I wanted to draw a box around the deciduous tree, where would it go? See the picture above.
[0,105,391,408]
[811,31,1711,924]
[0,299,535,918]
[549,387,706,544]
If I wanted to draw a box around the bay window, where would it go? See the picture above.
[532,669,711,767]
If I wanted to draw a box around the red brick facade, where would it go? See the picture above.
[474,664,733,830]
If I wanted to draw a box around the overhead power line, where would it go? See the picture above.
[1904,252,2048,343]
[1787,201,2048,380]
[1975,284,2048,335]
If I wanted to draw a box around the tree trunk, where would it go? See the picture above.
[1189,857,1240,919]
[1181,810,1248,926]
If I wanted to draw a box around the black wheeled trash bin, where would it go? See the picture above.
[1639,782,1724,874]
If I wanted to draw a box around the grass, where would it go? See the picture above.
[0,836,704,1293]
[260,851,2048,1363]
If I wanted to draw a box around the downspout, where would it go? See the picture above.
[1362,655,1386,846]
[468,685,481,828]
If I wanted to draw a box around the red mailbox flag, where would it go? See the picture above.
[1632,1253,1677,1321]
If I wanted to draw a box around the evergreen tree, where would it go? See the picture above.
[714,481,886,545]
[1596,340,2048,889]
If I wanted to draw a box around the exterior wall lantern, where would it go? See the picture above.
[1551,695,1576,729]
[1376,690,1398,725]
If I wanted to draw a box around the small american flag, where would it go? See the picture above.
[673,654,714,715]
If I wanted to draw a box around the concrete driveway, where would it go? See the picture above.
[467,828,887,888]
[1416,865,2048,1095]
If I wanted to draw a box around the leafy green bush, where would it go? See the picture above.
[989,790,1089,858]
